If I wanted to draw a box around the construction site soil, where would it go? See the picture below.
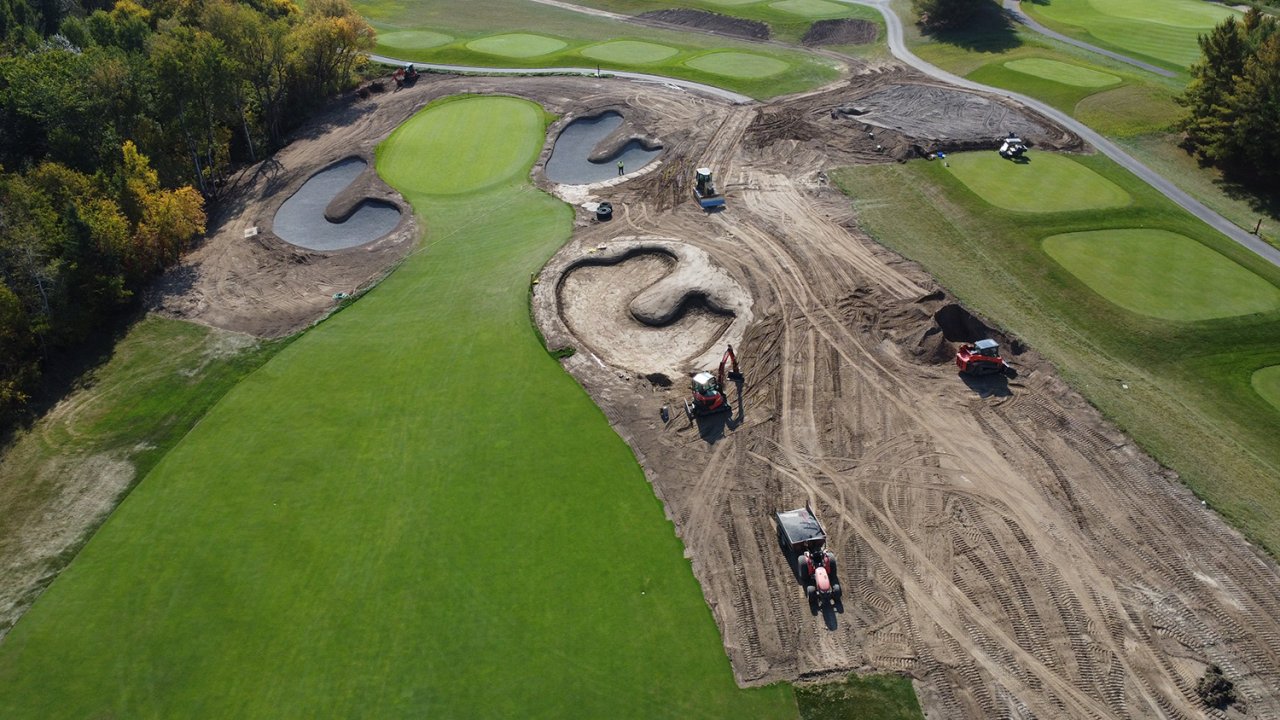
[117,65,1280,717]
[638,9,771,41]
[803,19,879,47]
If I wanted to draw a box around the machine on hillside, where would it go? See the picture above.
[694,167,726,209]
[998,133,1027,159]
[955,338,1009,376]
[393,64,420,88]
[775,504,841,609]
[685,345,742,419]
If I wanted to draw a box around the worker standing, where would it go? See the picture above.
[617,160,624,176]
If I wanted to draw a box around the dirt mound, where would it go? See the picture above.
[746,108,822,149]
[639,9,769,41]
[803,19,878,46]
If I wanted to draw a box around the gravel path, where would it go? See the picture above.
[839,0,1280,268]
[1001,0,1177,78]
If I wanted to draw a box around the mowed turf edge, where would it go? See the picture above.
[0,96,796,719]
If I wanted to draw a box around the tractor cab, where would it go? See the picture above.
[972,338,1000,357]
[691,371,721,398]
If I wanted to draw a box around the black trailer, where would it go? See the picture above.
[775,505,827,556]
[775,504,841,609]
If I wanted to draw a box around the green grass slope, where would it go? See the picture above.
[832,154,1280,554]
[0,96,795,719]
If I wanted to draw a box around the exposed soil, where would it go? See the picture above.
[20,59,1280,718]
[638,9,770,41]
[803,19,879,47]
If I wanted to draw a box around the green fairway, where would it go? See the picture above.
[1023,0,1238,69]
[0,96,796,719]
[831,156,1280,554]
[581,39,678,64]
[769,0,848,18]
[945,151,1130,213]
[1253,366,1280,412]
[466,32,567,57]
[378,29,452,50]
[360,0,840,99]
[686,51,789,78]
[1043,229,1280,320]
[1004,58,1119,87]
[705,0,764,6]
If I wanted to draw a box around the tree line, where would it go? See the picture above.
[0,0,375,427]
[1179,8,1280,197]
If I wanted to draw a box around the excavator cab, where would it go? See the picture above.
[972,339,1000,357]
[685,346,741,419]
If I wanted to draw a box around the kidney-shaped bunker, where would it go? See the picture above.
[545,111,661,184]
[273,158,401,251]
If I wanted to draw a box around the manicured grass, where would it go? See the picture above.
[1253,365,1280,412]
[378,29,452,50]
[769,0,849,18]
[466,32,568,57]
[1004,57,1119,87]
[1043,229,1280,320]
[359,0,840,99]
[685,50,790,77]
[706,0,763,6]
[0,96,797,719]
[944,151,1130,213]
[1023,0,1239,70]
[796,673,924,720]
[831,155,1280,555]
[582,39,679,64]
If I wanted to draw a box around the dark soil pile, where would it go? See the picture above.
[639,9,770,41]
[803,19,878,46]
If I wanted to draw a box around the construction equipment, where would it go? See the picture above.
[393,64,420,88]
[684,345,742,419]
[998,133,1027,159]
[775,505,841,609]
[955,338,1009,376]
[694,167,725,209]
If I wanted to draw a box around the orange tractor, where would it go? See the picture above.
[685,345,743,419]
[955,338,1009,376]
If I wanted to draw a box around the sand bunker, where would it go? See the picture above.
[545,112,662,185]
[553,238,752,377]
[272,158,401,251]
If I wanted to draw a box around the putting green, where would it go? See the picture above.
[1043,229,1280,320]
[466,33,567,58]
[378,29,452,50]
[1027,0,1237,68]
[1004,58,1120,88]
[581,40,679,64]
[1252,366,1280,412]
[770,0,849,17]
[685,51,789,79]
[945,152,1130,213]
[0,96,796,718]
[379,97,544,194]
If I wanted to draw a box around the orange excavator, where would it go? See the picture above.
[685,345,743,419]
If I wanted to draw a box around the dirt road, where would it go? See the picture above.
[534,81,1280,718]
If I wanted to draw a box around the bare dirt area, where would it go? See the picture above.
[531,71,1280,718]
[803,19,879,46]
[638,9,771,41]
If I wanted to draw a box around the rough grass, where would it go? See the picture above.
[1043,228,1280,320]
[944,151,1131,213]
[359,0,840,98]
[796,673,924,720]
[832,156,1280,556]
[769,0,849,18]
[1022,0,1239,70]
[581,39,679,63]
[1253,365,1280,411]
[0,96,798,719]
[1073,84,1184,136]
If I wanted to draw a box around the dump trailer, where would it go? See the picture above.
[776,505,840,608]
[694,167,725,209]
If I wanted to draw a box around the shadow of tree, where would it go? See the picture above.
[922,1,1023,53]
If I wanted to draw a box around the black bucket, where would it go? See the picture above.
[596,202,613,222]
